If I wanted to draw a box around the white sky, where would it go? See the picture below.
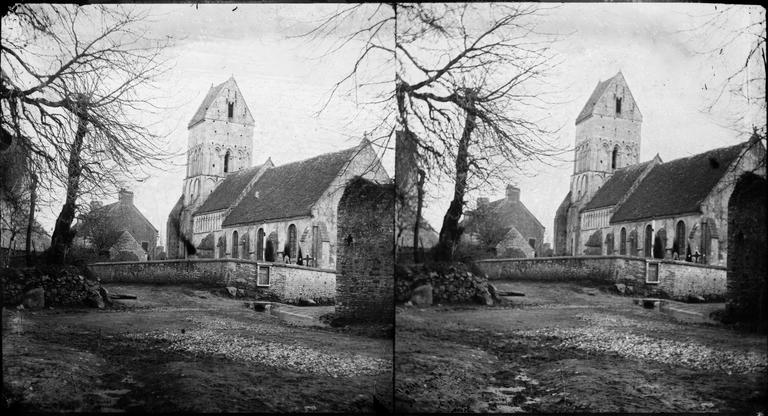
[417,3,765,245]
[27,3,764,248]
[33,4,393,245]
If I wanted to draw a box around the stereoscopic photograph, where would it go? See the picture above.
[1,2,766,414]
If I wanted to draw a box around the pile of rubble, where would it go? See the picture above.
[1,266,108,309]
[396,263,502,306]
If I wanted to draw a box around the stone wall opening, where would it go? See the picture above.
[335,177,394,323]
[726,172,767,328]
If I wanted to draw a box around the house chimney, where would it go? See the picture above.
[90,200,103,211]
[118,188,134,205]
[477,197,489,207]
[506,184,520,202]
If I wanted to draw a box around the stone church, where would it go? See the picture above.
[166,77,390,268]
[553,72,765,266]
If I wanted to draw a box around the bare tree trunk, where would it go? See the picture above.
[413,168,425,263]
[49,95,89,263]
[25,171,37,266]
[434,90,477,262]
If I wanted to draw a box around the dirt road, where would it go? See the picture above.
[3,284,392,412]
[395,281,767,413]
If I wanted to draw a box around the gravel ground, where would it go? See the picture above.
[125,315,390,378]
[513,312,767,375]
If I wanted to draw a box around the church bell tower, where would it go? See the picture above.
[570,71,642,207]
[183,77,255,210]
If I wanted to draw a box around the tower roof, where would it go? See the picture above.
[576,73,622,124]
[187,77,254,129]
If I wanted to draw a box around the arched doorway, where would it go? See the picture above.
[726,172,767,326]
[231,231,239,258]
[629,229,638,257]
[256,228,265,261]
[265,231,278,262]
[644,225,653,258]
[674,220,686,260]
[653,229,666,259]
[287,224,297,260]
[240,233,250,259]
[217,236,226,259]
[619,227,627,255]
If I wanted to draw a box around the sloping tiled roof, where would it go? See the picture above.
[222,146,360,226]
[463,196,544,241]
[576,74,617,124]
[584,161,653,210]
[195,164,264,214]
[188,82,226,128]
[80,199,158,234]
[111,230,142,252]
[611,143,747,223]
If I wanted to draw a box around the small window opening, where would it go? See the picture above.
[224,151,230,173]
[615,97,622,115]
[227,102,234,118]
[611,146,618,170]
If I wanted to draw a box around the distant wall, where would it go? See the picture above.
[475,255,726,300]
[88,259,335,303]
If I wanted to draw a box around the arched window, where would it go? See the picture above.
[644,224,653,258]
[674,221,686,259]
[231,231,239,258]
[224,150,230,173]
[288,224,297,259]
[616,97,622,115]
[619,227,627,255]
[612,146,619,170]
[256,228,265,261]
[227,102,234,119]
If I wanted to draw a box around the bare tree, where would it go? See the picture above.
[394,3,565,261]
[1,4,175,262]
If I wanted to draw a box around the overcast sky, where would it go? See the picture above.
[28,3,764,248]
[417,3,765,245]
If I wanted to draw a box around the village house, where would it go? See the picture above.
[462,185,546,258]
[553,72,766,266]
[166,77,390,269]
[74,188,159,261]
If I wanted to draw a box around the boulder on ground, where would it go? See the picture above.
[98,286,112,306]
[85,289,105,309]
[225,286,238,298]
[22,287,45,310]
[298,297,317,306]
[478,288,494,306]
[487,283,500,301]
[615,283,627,295]
[410,284,433,306]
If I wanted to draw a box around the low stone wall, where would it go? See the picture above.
[396,263,493,305]
[88,259,336,304]
[475,256,726,300]
[1,266,102,307]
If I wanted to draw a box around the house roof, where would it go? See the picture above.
[188,81,226,129]
[222,145,361,226]
[80,199,158,234]
[610,142,747,223]
[584,160,653,210]
[462,194,545,243]
[195,164,264,214]
[111,230,142,252]
[576,74,617,124]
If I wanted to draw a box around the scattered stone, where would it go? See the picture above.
[22,287,45,310]
[487,283,499,301]
[225,286,238,298]
[410,284,433,306]
[236,288,246,298]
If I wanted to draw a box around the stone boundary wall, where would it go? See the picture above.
[475,256,726,300]
[88,259,336,303]
[1,266,102,307]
